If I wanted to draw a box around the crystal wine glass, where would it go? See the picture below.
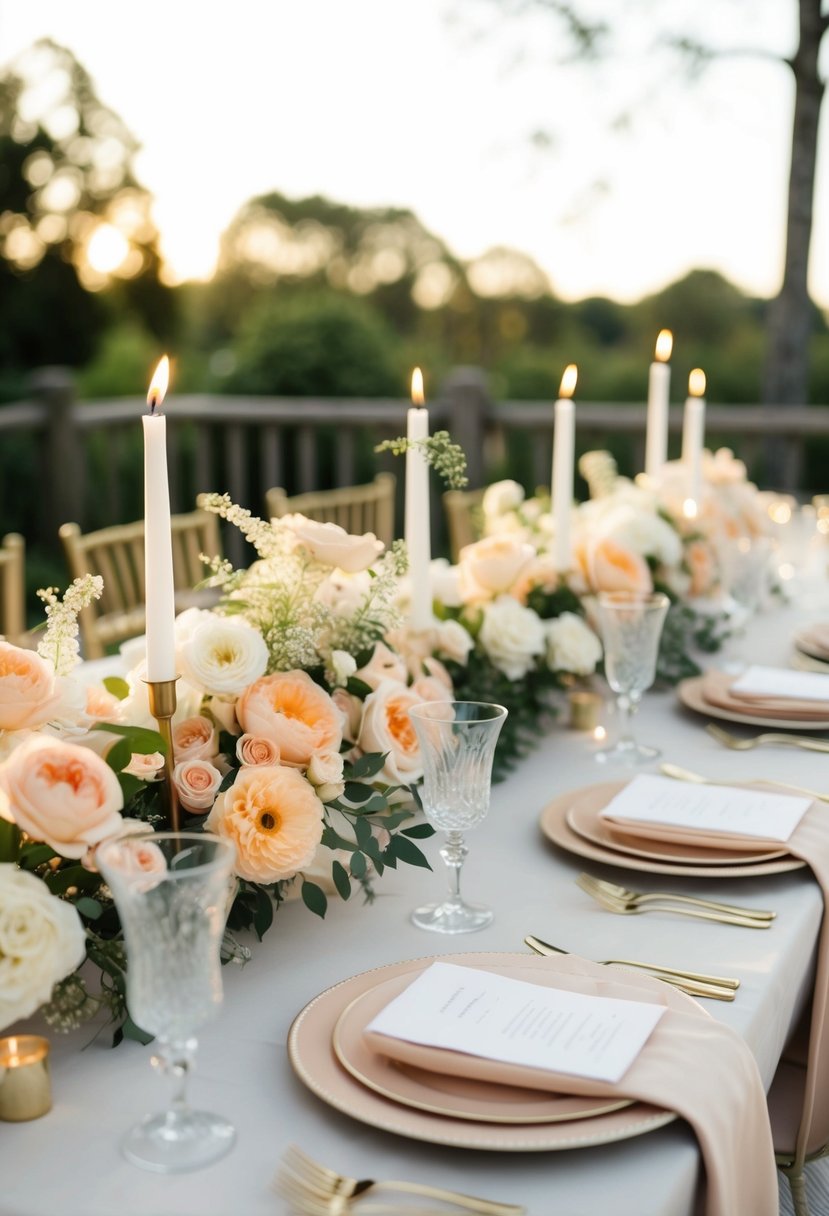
[594,590,669,767]
[96,831,236,1173]
[408,701,507,934]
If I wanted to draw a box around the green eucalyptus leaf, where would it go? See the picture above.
[253,887,274,940]
[349,851,368,879]
[301,880,328,919]
[400,822,436,839]
[347,752,388,780]
[389,835,432,870]
[75,896,104,920]
[102,676,131,701]
[331,860,351,901]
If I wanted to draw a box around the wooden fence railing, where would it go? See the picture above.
[2,366,828,568]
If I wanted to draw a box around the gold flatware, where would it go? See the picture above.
[523,936,737,1001]
[577,874,774,922]
[277,1145,526,1216]
[578,875,770,929]
[660,761,829,805]
[706,723,829,753]
[277,1168,457,1216]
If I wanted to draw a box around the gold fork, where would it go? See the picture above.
[577,874,775,921]
[277,1145,525,1216]
[660,761,829,804]
[577,874,770,929]
[706,723,829,753]
[524,936,737,1000]
[276,1168,458,1215]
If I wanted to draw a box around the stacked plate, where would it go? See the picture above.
[677,668,829,730]
[288,950,697,1152]
[539,780,806,879]
[792,624,829,674]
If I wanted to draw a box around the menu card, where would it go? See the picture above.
[731,664,829,702]
[598,773,811,842]
[365,961,665,1084]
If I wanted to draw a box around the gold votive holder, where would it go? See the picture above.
[568,690,603,732]
[0,1035,51,1121]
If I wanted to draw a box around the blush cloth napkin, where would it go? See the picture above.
[701,669,829,721]
[364,954,777,1216]
[795,624,829,662]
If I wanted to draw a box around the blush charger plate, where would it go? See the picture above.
[676,675,829,732]
[287,951,705,1152]
[565,782,788,867]
[540,783,805,879]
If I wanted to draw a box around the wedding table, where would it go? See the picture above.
[3,601,828,1216]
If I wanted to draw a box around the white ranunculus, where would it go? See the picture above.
[0,865,86,1031]
[280,514,383,573]
[478,596,545,681]
[433,618,473,665]
[598,503,683,568]
[545,612,603,676]
[178,617,269,696]
[482,479,525,520]
[306,751,345,802]
[458,535,535,600]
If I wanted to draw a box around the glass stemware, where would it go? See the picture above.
[96,831,236,1174]
[408,700,507,934]
[594,590,669,767]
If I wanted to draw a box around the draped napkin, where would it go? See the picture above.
[701,669,829,721]
[795,624,829,662]
[364,954,777,1216]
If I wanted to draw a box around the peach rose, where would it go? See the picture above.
[686,539,719,598]
[458,535,535,599]
[122,752,165,781]
[236,734,280,766]
[354,642,408,691]
[236,670,342,767]
[411,674,452,704]
[587,538,653,596]
[172,759,224,812]
[172,715,218,762]
[97,835,167,879]
[280,514,383,572]
[358,681,424,785]
[0,642,61,732]
[206,764,324,883]
[332,688,363,744]
[0,736,123,859]
[84,684,124,722]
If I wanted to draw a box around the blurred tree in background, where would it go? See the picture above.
[0,39,175,398]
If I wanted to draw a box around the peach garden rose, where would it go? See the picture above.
[206,764,324,884]
[0,641,62,732]
[0,735,124,859]
[236,670,342,767]
[358,680,424,785]
[172,715,218,762]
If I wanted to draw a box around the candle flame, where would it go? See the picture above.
[411,367,424,407]
[558,363,578,399]
[683,498,698,520]
[147,356,170,413]
[655,329,673,362]
[688,368,706,397]
[593,725,607,743]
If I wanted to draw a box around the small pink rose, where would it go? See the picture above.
[122,752,165,781]
[236,734,280,766]
[172,759,224,812]
[172,715,218,762]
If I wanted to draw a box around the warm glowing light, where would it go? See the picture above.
[86,223,130,274]
[688,368,706,397]
[769,501,793,525]
[147,356,170,411]
[683,498,698,520]
[558,364,578,399]
[593,725,607,743]
[411,367,424,407]
[655,329,673,362]
[779,562,795,581]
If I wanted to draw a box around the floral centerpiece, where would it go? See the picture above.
[0,509,443,1044]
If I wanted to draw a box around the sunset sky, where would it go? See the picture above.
[1,0,826,305]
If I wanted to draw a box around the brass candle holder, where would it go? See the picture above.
[568,689,603,732]
[145,677,181,832]
[0,1035,51,1121]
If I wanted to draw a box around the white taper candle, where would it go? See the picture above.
[405,368,433,631]
[143,356,177,681]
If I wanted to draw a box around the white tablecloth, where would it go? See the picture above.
[2,604,828,1216]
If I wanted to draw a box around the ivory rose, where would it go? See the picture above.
[0,736,123,859]
[280,514,383,573]
[433,620,473,665]
[96,836,167,879]
[172,715,218,762]
[306,751,345,802]
[545,612,603,676]
[587,538,653,596]
[458,535,535,599]
[354,642,407,691]
[358,681,424,785]
[237,671,342,766]
[0,865,87,1032]
[206,765,324,884]
[482,479,525,520]
[122,752,165,781]
[0,642,61,732]
[172,759,224,812]
[478,596,546,681]
[177,615,269,696]
[236,734,280,767]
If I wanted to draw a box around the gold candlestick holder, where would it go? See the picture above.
[0,1035,51,1121]
[145,678,181,832]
